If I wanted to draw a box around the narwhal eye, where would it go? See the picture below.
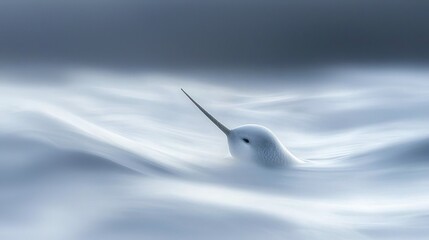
[242,138,250,143]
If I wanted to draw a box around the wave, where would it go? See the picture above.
[338,136,429,171]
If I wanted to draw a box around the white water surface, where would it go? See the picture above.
[1,67,429,240]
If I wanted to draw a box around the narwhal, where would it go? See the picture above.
[181,89,304,168]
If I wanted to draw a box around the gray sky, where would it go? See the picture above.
[1,0,429,70]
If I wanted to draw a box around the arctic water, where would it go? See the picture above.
[1,67,429,240]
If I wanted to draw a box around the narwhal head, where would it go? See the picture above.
[181,89,302,168]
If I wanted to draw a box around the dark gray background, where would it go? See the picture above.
[1,0,428,71]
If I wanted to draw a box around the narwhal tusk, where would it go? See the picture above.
[181,88,230,135]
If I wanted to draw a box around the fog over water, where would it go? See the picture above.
[1,67,429,239]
